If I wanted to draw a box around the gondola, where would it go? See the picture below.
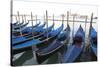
[12,23,53,44]
[32,24,54,39]
[12,22,29,31]
[90,27,97,57]
[12,22,29,33]
[62,25,85,63]
[36,24,70,64]
[12,21,24,29]
[12,23,63,54]
[22,21,42,34]
[12,22,45,38]
[23,22,53,38]
[11,21,18,26]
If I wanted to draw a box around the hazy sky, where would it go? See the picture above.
[13,0,98,16]
[12,0,98,33]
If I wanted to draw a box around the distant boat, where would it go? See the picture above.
[36,24,70,64]
[90,27,97,57]
[12,23,63,54]
[63,25,85,63]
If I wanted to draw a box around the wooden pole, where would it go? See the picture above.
[84,16,88,52]
[44,14,46,24]
[31,14,38,64]
[61,14,64,25]
[15,16,18,22]
[22,15,24,23]
[46,10,48,39]
[53,14,55,30]
[66,11,69,39]
[89,13,93,36]
[67,11,69,26]
[11,0,13,24]
[17,11,20,24]
[31,12,34,36]
[24,14,26,23]
[87,13,93,52]
[69,9,71,16]
[85,16,87,44]
[17,11,22,36]
[11,0,13,65]
[36,15,37,25]
[72,15,75,41]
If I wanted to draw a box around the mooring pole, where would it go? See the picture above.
[17,11,22,36]
[85,16,87,46]
[72,14,75,43]
[53,14,55,30]
[24,14,26,23]
[46,10,48,40]
[31,12,34,36]
[22,15,24,23]
[67,11,69,26]
[61,14,64,26]
[88,13,93,52]
[11,0,13,65]
[36,15,37,25]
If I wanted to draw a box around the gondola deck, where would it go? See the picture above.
[36,24,70,64]
[63,25,85,63]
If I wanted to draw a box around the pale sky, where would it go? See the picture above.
[12,0,98,34]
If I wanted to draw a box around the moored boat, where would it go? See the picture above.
[62,25,85,63]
